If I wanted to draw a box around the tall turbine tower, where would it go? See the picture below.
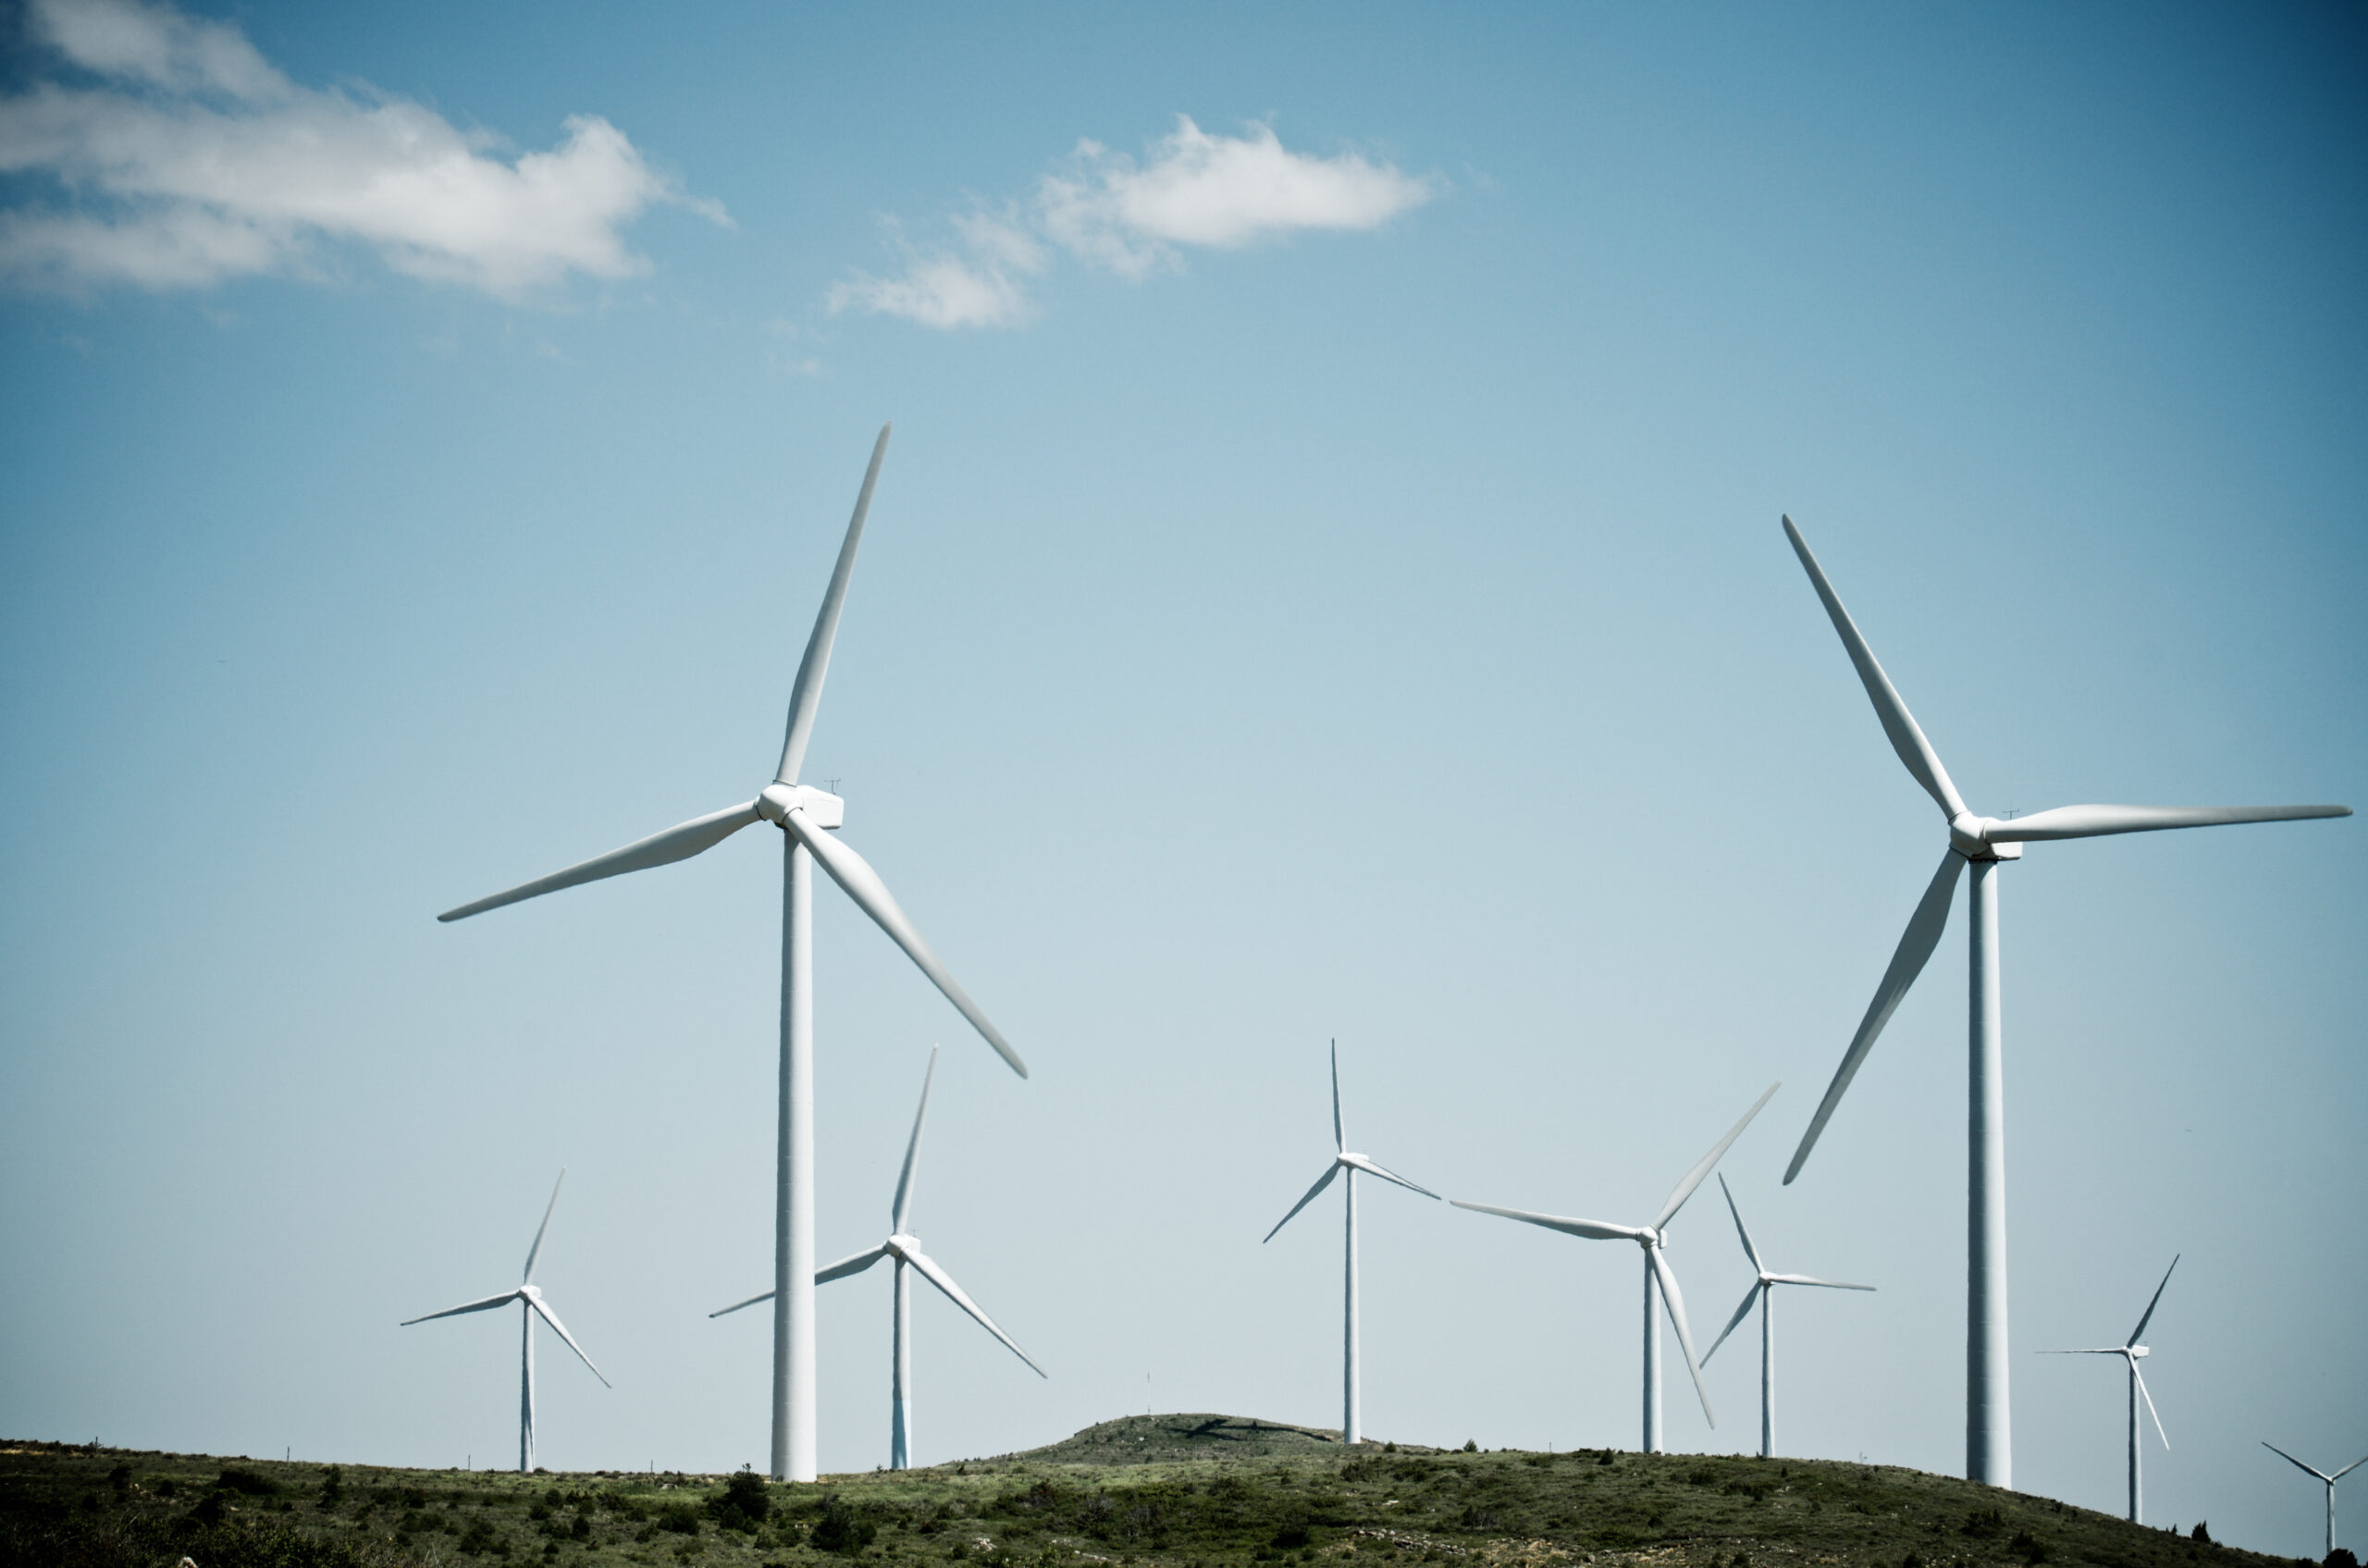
[2041,1255,2177,1524]
[438,428,1027,1481]
[711,1045,1044,1469]
[1261,1041,1441,1446]
[1455,1083,1778,1451]
[2263,1444,2367,1560]
[1702,1174,1873,1459]
[401,1171,609,1473]
[1776,515,2351,1488]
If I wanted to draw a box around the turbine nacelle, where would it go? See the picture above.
[1947,814,2024,859]
[758,784,845,829]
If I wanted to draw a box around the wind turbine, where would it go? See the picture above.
[2041,1255,2177,1523]
[1260,1040,1441,1446]
[2263,1443,2368,1560]
[709,1045,1043,1470]
[437,427,1027,1481]
[1702,1173,1873,1459]
[1453,1082,1779,1451]
[1775,514,2351,1488]
[401,1170,610,1474]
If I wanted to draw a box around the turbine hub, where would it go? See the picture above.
[521,1284,541,1302]
[1947,813,2021,860]
[1637,1228,1660,1251]
[758,783,846,829]
[2128,1345,2148,1359]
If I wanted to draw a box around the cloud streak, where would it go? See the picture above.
[831,117,1437,329]
[0,0,718,297]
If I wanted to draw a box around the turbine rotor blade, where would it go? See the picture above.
[1450,1200,1648,1242]
[818,1245,891,1285]
[1706,1279,1763,1365]
[2330,1455,2368,1483]
[1785,848,1966,1184]
[2263,1441,2334,1483]
[1649,1247,1715,1427]
[523,1169,564,1284]
[2128,1253,2179,1346]
[1782,515,1968,821]
[1656,1081,1781,1229]
[1717,1174,1766,1275]
[1341,1153,1441,1200]
[900,1244,1046,1377]
[2132,1362,2167,1450]
[1767,1273,1876,1290]
[776,425,891,787]
[527,1295,610,1388]
[783,809,1027,1078]
[1263,1164,1340,1243]
[2040,1348,2128,1355]
[709,1290,774,1319]
[1985,804,2351,843]
[1330,1039,1345,1154]
[438,802,763,922]
[892,1046,940,1234]
[401,1289,523,1326]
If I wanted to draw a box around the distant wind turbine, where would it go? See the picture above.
[1454,1082,1779,1451]
[1261,1040,1441,1446]
[1775,514,2351,1488]
[1702,1173,1873,1459]
[437,427,1027,1482]
[2263,1443,2368,1559]
[2041,1255,2178,1523]
[401,1170,609,1474]
[711,1045,1042,1470]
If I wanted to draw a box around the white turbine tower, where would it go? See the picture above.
[2263,1443,2368,1560]
[1702,1173,1873,1459]
[1454,1082,1779,1452]
[1260,1040,1441,1447]
[2041,1254,2177,1524]
[1775,514,2351,1488]
[401,1170,610,1474]
[438,427,1027,1481]
[710,1045,1043,1470]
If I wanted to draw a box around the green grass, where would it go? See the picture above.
[0,1419,2320,1568]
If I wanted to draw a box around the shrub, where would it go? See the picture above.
[215,1466,281,1496]
[720,1467,772,1527]
[2326,1550,2360,1568]
[659,1500,705,1536]
[320,1463,344,1504]
[106,1462,131,1494]
[2191,1523,2213,1544]
[2009,1530,2049,1564]
[812,1494,878,1554]
[1462,1441,1478,1453]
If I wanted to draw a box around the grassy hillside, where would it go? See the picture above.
[0,1420,2321,1568]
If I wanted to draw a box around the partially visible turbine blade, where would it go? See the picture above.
[1656,1081,1781,1230]
[1341,1153,1441,1201]
[783,810,1028,1079]
[1330,1039,1345,1154]
[2128,1253,2179,1346]
[1450,1200,1647,1243]
[1767,1273,1876,1290]
[708,1290,773,1319]
[2040,1348,2129,1355]
[892,1046,940,1234]
[1706,1279,1762,1365]
[1985,804,2351,843]
[523,1169,565,1285]
[2330,1454,2368,1483]
[438,802,763,922]
[1649,1248,1715,1428]
[401,1289,522,1326]
[527,1295,610,1388]
[1781,515,1968,821]
[901,1245,1046,1377]
[2132,1362,2168,1450]
[818,1245,891,1285]
[776,425,892,787]
[1263,1164,1340,1243]
[2262,1441,2334,1484]
[1717,1173,1766,1276]
[1785,848,1966,1184]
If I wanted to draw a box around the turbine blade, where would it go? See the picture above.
[1782,515,1968,821]
[2128,1253,2179,1346]
[776,425,892,787]
[708,1290,773,1319]
[900,1245,1046,1377]
[527,1295,610,1388]
[438,802,763,922]
[1706,1279,1762,1365]
[818,1245,891,1285]
[1649,1248,1715,1427]
[2132,1362,2167,1450]
[1450,1200,1648,1242]
[522,1169,564,1284]
[1656,1081,1781,1229]
[1784,848,1965,1184]
[1340,1153,1441,1200]
[2040,1347,2130,1355]
[1263,1164,1340,1243]
[1767,1273,1876,1290]
[1717,1173,1766,1275]
[1985,803,2351,843]
[2329,1455,2368,1483]
[892,1046,940,1234]
[2261,1442,2333,1484]
[783,811,1027,1078]
[401,1289,522,1326]
[1331,1039,1345,1154]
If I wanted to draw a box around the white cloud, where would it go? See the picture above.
[0,0,719,297]
[831,116,1437,328]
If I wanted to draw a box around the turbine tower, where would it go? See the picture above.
[438,428,1026,1481]
[2041,1255,2178,1523]
[1454,1082,1778,1451]
[1702,1173,1873,1459]
[1775,514,2351,1488]
[710,1045,1044,1470]
[1261,1040,1441,1446]
[401,1170,610,1473]
[2263,1443,2367,1560]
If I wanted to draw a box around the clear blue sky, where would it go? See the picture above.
[2,0,2362,1554]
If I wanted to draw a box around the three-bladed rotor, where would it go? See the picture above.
[401,1169,610,1388]
[1264,1041,1442,1243]
[1703,1173,1874,1364]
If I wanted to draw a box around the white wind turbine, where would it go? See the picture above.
[1702,1173,1873,1459]
[1260,1040,1441,1447]
[709,1044,1043,1470]
[2041,1254,2177,1524]
[1775,514,2351,1488]
[401,1170,610,1474]
[438,427,1027,1481]
[1454,1082,1779,1451]
[2264,1443,2368,1560]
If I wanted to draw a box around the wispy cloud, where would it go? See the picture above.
[0,0,721,297]
[831,117,1437,329]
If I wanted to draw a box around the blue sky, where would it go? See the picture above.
[2,0,2363,1553]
